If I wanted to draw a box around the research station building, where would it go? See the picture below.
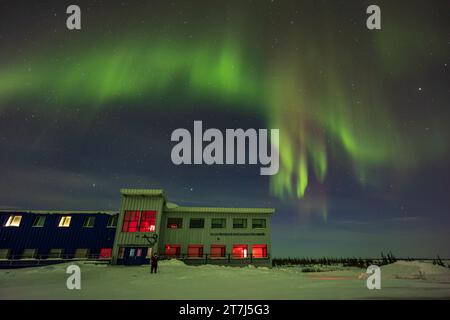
[0,188,274,267]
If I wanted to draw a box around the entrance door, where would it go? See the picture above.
[123,247,148,265]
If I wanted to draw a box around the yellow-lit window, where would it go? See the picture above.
[5,215,22,227]
[58,216,72,227]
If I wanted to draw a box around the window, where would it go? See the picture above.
[122,211,139,232]
[211,218,226,229]
[210,245,226,258]
[5,215,22,227]
[21,249,37,259]
[0,249,11,259]
[32,216,46,227]
[58,216,71,227]
[100,248,112,258]
[189,218,204,228]
[165,244,181,257]
[167,217,182,229]
[187,245,203,258]
[122,210,156,232]
[252,245,268,258]
[139,211,156,232]
[233,218,247,229]
[252,219,266,229]
[232,245,248,259]
[83,216,95,228]
[107,214,118,228]
[135,248,142,257]
[74,248,90,258]
[48,249,64,258]
[118,247,125,259]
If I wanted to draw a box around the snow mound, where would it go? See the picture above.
[381,261,450,280]
[159,259,187,267]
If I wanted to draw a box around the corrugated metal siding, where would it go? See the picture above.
[159,211,272,256]
[0,212,117,258]
[111,194,165,262]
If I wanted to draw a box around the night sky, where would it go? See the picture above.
[0,0,449,258]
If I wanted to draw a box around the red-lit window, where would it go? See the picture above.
[167,217,182,229]
[187,245,203,258]
[139,211,156,232]
[100,248,112,258]
[122,211,140,232]
[252,245,267,258]
[122,210,156,233]
[210,245,226,258]
[165,244,181,257]
[232,244,248,259]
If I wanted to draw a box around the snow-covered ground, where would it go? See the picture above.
[1,260,449,299]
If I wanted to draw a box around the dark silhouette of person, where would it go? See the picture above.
[150,253,158,273]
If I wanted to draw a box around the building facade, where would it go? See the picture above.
[113,189,274,266]
[0,210,118,264]
[0,188,274,267]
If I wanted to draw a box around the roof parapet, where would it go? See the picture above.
[0,209,118,215]
[120,188,165,197]
[165,206,274,214]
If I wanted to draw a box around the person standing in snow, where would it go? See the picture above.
[150,253,158,274]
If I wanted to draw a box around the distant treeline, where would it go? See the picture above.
[273,252,450,268]
[272,251,400,268]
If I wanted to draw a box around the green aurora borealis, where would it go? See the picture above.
[0,1,448,220]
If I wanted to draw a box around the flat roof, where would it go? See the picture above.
[121,188,274,214]
[120,188,165,197]
[0,209,118,215]
[0,189,274,216]
[165,206,274,214]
